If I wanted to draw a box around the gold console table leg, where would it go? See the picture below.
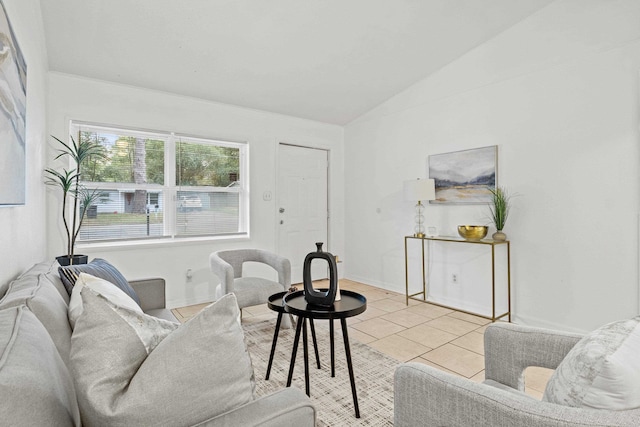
[404,235,511,322]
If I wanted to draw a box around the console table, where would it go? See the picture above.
[404,235,511,322]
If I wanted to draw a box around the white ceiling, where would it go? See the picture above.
[40,0,553,125]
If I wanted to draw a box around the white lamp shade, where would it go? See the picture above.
[403,178,435,202]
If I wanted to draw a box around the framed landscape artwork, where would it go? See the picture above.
[0,1,27,206]
[428,145,497,204]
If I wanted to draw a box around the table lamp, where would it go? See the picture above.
[403,178,435,238]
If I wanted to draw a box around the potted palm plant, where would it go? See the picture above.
[488,186,512,242]
[45,135,106,265]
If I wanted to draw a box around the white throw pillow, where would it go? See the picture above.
[70,290,255,427]
[543,316,640,410]
[68,272,142,328]
[101,289,179,353]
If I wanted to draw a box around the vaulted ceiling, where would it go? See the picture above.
[40,0,553,125]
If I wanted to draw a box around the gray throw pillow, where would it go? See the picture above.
[0,271,73,365]
[0,306,81,426]
[71,290,255,426]
[58,258,140,305]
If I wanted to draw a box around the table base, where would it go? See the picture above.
[286,316,360,418]
[266,313,320,380]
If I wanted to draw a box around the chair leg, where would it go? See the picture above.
[280,313,294,329]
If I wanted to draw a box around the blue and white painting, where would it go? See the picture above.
[428,146,496,204]
[0,0,26,206]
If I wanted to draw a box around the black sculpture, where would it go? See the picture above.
[303,242,338,306]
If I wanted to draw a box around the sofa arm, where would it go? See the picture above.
[394,363,638,427]
[129,278,166,312]
[192,388,315,427]
[484,323,583,391]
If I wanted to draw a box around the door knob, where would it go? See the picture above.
[279,208,285,213]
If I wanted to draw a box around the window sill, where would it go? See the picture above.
[76,233,250,252]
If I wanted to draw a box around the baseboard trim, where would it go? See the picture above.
[507,313,588,334]
[345,275,591,334]
[167,295,215,310]
[343,274,401,293]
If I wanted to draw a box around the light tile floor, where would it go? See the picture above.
[172,279,554,399]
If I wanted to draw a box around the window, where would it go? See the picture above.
[71,122,248,243]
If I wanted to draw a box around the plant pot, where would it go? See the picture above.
[56,254,89,266]
[492,231,507,242]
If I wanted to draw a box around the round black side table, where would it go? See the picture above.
[265,291,320,380]
[284,289,367,418]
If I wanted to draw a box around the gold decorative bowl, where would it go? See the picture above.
[458,225,488,241]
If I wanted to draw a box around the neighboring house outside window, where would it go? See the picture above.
[70,121,248,243]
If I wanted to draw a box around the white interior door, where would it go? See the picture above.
[277,144,329,284]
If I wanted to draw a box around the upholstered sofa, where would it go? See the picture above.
[0,260,315,426]
[394,322,640,427]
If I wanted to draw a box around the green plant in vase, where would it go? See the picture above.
[488,186,512,242]
[45,135,106,265]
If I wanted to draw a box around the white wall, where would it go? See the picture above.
[0,0,48,285]
[344,0,640,333]
[47,74,344,308]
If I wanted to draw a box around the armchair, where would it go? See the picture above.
[209,248,291,311]
[394,323,640,426]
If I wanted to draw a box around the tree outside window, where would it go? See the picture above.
[71,122,247,242]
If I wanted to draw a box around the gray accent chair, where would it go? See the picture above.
[394,322,640,426]
[210,249,292,319]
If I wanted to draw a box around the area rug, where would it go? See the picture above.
[243,318,397,426]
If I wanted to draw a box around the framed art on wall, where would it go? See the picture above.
[0,0,27,206]
[428,145,497,204]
